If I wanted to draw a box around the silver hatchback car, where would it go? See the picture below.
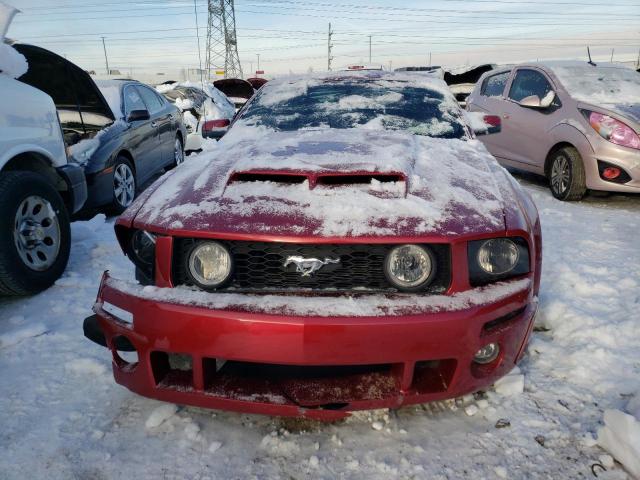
[467,61,640,200]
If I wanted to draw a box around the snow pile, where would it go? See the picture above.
[597,409,640,478]
[0,43,27,78]
[493,366,525,396]
[0,3,27,79]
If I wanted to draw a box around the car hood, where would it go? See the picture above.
[129,128,513,239]
[14,44,115,128]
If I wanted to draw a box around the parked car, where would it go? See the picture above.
[0,8,87,295]
[213,78,255,111]
[444,64,496,107]
[157,82,235,149]
[14,44,187,214]
[467,61,640,200]
[84,71,541,419]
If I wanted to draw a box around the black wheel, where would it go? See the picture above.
[109,157,136,214]
[0,171,71,296]
[548,146,586,201]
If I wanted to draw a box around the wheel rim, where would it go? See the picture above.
[113,163,135,207]
[175,138,184,165]
[13,195,61,272]
[551,154,570,195]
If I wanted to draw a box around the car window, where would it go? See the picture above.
[123,85,147,116]
[137,85,164,114]
[508,69,553,102]
[480,71,509,97]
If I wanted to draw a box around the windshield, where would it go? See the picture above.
[551,65,640,106]
[239,78,467,139]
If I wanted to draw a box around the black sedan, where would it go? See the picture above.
[15,44,187,213]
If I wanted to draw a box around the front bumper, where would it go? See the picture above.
[56,164,87,213]
[87,272,537,420]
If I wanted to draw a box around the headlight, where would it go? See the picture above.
[131,230,156,267]
[187,241,232,289]
[477,238,519,274]
[129,230,156,285]
[468,237,530,286]
[384,244,436,291]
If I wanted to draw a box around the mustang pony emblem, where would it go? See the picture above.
[284,255,340,276]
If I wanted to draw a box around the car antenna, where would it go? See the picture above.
[587,46,597,66]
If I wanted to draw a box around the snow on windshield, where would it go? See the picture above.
[95,80,123,118]
[238,72,466,139]
[551,65,640,106]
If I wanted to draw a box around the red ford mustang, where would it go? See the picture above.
[84,71,542,420]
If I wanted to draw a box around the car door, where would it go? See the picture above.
[467,70,512,160]
[499,68,562,169]
[123,84,158,183]
[137,85,174,167]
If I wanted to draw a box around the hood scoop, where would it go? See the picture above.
[228,169,407,195]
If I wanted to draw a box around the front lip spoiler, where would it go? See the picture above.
[83,314,135,351]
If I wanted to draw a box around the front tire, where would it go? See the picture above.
[173,136,184,167]
[109,157,137,215]
[0,171,71,296]
[548,146,586,201]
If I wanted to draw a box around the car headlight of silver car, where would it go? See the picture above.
[468,237,530,285]
[187,241,232,289]
[384,244,436,291]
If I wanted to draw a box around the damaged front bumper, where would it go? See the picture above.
[85,271,537,420]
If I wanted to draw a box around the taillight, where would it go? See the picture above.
[202,119,230,133]
[587,111,640,150]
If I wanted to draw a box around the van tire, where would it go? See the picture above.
[0,171,71,295]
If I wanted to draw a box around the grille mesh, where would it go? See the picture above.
[172,240,450,293]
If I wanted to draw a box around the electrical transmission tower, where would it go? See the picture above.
[205,0,243,79]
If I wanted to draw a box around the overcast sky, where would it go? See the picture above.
[7,0,640,79]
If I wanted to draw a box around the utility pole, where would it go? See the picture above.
[327,22,333,71]
[368,35,372,63]
[205,0,242,79]
[428,52,432,67]
[610,48,614,62]
[256,53,260,71]
[388,60,392,72]
[101,36,109,75]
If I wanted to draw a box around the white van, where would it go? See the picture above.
[0,4,87,295]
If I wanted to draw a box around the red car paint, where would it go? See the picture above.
[89,73,542,419]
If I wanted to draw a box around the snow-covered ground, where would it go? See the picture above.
[0,169,639,479]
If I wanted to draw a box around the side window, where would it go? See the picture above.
[508,69,553,102]
[480,72,509,97]
[124,86,146,116]
[136,85,164,115]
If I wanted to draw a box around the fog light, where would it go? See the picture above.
[602,166,621,180]
[474,343,500,364]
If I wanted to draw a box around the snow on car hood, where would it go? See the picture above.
[130,127,511,238]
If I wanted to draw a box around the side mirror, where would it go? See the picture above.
[127,109,150,122]
[466,111,501,136]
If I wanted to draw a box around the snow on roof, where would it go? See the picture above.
[156,80,235,120]
[256,70,452,108]
[545,63,640,107]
